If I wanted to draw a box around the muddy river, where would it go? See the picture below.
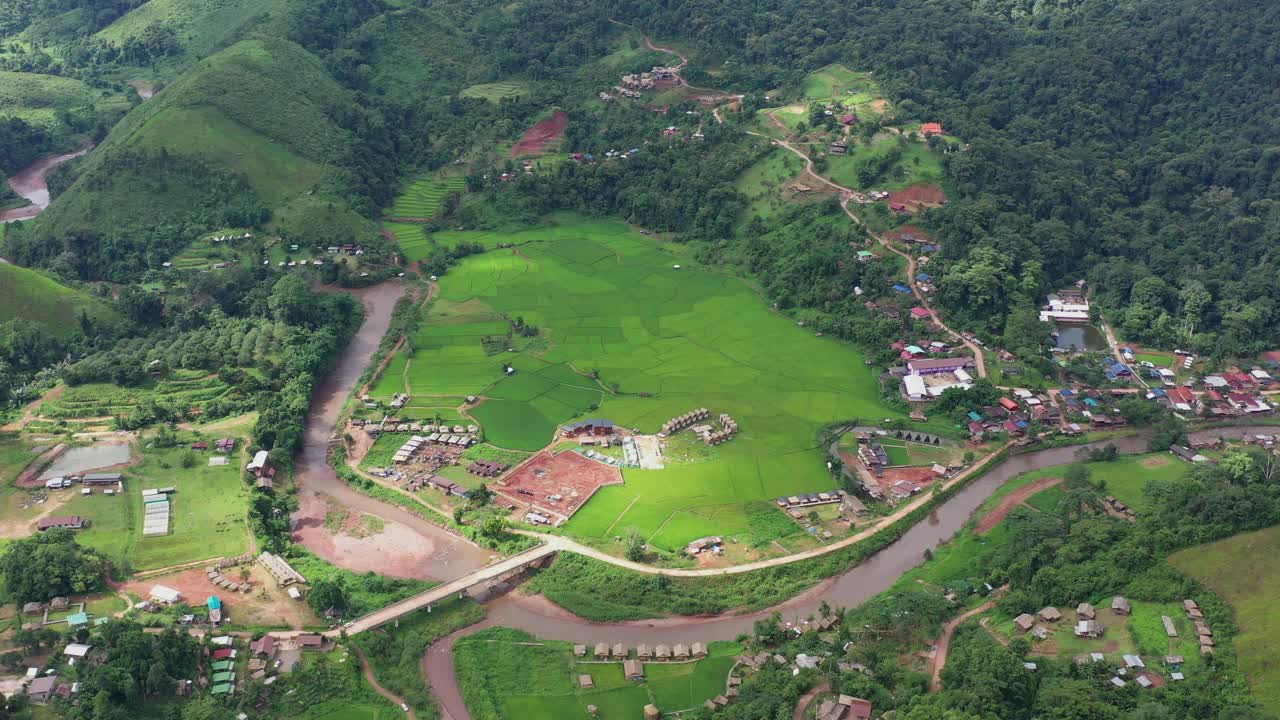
[289,281,492,581]
[1,143,93,224]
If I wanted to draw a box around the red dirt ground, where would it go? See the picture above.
[880,466,939,485]
[974,476,1062,534]
[510,110,568,158]
[882,224,934,244]
[888,185,947,212]
[496,450,622,520]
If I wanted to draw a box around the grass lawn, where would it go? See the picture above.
[1170,525,1280,713]
[823,136,943,192]
[454,627,741,718]
[1087,454,1186,512]
[1134,352,1175,367]
[128,444,251,570]
[378,215,903,547]
[735,148,808,224]
[1024,485,1068,512]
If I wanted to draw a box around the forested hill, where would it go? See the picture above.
[612,0,1280,356]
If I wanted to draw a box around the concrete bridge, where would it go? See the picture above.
[330,541,562,636]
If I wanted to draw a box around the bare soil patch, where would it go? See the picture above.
[888,184,946,212]
[510,110,568,158]
[882,224,933,244]
[496,451,623,520]
[291,492,451,578]
[1140,456,1170,469]
[975,476,1062,534]
[118,565,323,630]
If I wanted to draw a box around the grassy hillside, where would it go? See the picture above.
[0,262,115,335]
[17,37,374,279]
[1170,526,1280,714]
[0,71,131,140]
[96,0,298,65]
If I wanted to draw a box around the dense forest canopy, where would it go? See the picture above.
[606,0,1280,355]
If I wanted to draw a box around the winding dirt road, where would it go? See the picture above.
[759,135,988,376]
[930,587,1005,692]
[353,646,415,719]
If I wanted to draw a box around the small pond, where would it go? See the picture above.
[1054,323,1108,351]
[38,444,132,480]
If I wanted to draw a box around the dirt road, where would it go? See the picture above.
[973,476,1062,534]
[754,135,988,376]
[353,646,415,719]
[930,588,1004,692]
[793,682,830,720]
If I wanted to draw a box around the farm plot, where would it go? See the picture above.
[383,216,900,548]
[386,176,466,220]
[40,373,234,421]
[382,222,431,263]
[454,627,740,720]
[824,137,944,192]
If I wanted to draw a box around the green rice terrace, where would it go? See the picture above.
[385,175,467,220]
[370,216,912,551]
[461,80,531,102]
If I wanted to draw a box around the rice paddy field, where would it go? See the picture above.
[382,222,431,263]
[460,80,530,102]
[390,216,903,549]
[385,175,466,220]
[454,627,741,720]
[1170,525,1280,714]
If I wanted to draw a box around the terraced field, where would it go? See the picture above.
[40,373,233,421]
[386,176,466,220]
[382,222,431,263]
[460,80,530,102]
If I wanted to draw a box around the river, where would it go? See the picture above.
[1,143,94,224]
[289,281,492,581]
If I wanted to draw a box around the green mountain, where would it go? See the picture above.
[7,37,377,280]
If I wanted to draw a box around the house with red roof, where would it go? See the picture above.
[920,122,944,136]
[998,397,1020,413]
[910,307,931,319]
[1165,386,1198,413]
[841,113,856,125]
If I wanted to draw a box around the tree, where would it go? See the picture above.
[624,530,647,562]
[1,529,106,602]
[307,578,346,614]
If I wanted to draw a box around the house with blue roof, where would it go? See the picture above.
[967,411,984,422]
[892,284,911,294]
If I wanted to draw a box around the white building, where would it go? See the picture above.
[1039,293,1091,323]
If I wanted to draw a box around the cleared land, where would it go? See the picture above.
[1171,525,1280,714]
[388,216,901,549]
[454,627,740,719]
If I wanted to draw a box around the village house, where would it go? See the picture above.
[1075,620,1103,639]
[1112,596,1131,615]
[1014,613,1035,633]
[1077,602,1095,620]
[1039,607,1062,622]
[38,516,85,531]
[919,122,944,136]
